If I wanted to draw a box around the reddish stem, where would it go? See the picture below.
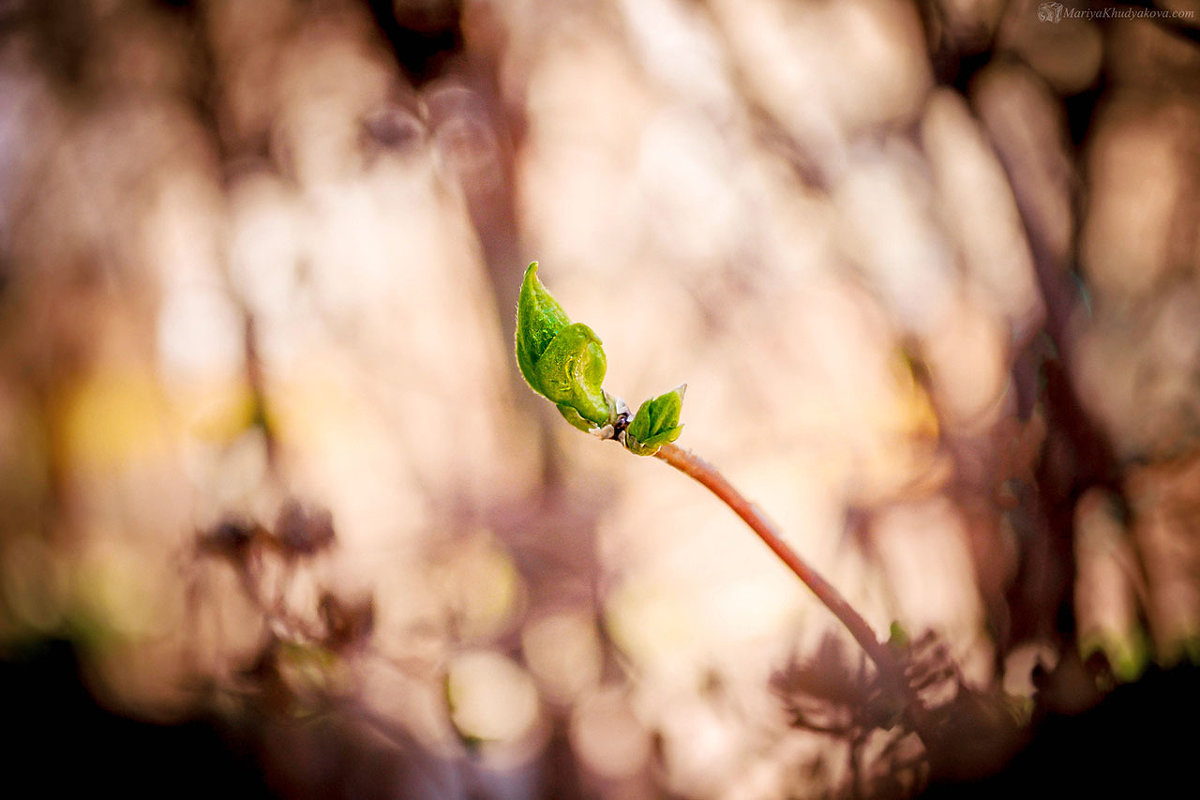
[653,443,907,694]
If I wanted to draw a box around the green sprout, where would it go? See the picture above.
[513,262,926,739]
[516,262,682,450]
[625,385,686,456]
[516,263,614,432]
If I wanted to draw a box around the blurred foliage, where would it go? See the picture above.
[1,0,1199,798]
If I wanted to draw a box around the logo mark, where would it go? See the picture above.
[1038,2,1064,22]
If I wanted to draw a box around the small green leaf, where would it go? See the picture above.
[535,322,611,427]
[626,385,685,456]
[887,621,910,651]
[515,263,614,428]
[516,263,571,389]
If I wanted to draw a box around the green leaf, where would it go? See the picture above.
[534,322,611,426]
[516,263,571,388]
[515,263,613,428]
[626,385,685,456]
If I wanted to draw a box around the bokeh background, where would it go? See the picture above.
[2,0,1199,797]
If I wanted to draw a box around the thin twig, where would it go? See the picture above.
[652,443,920,718]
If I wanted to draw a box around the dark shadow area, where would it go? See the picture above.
[921,661,1200,798]
[2,639,277,798]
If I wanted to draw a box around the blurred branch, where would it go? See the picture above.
[975,65,1134,645]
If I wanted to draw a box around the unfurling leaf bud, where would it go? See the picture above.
[516,263,614,430]
[625,385,685,456]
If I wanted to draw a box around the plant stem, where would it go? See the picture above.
[652,443,908,696]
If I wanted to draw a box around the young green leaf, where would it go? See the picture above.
[516,263,571,388]
[515,263,614,428]
[887,620,911,652]
[625,385,685,456]
[535,321,612,428]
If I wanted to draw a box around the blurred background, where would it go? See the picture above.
[1,0,1199,797]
